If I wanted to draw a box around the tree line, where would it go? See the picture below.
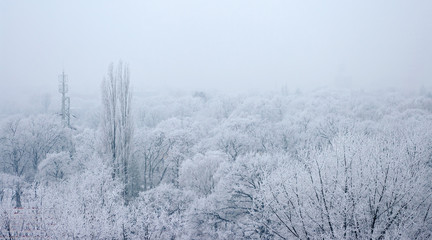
[1,64,431,239]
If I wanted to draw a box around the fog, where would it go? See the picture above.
[1,0,432,106]
[2,1,432,238]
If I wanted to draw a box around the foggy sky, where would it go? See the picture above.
[1,0,432,106]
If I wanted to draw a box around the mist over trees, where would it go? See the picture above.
[0,64,431,239]
[2,0,432,238]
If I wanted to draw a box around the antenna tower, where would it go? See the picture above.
[58,70,71,127]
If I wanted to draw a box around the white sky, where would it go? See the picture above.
[1,0,432,105]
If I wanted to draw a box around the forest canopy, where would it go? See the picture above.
[1,86,432,239]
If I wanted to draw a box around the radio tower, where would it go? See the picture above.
[58,70,71,127]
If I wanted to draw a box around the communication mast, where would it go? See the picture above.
[58,70,71,127]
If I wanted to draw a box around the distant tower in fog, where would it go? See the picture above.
[58,70,71,127]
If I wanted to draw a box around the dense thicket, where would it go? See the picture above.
[1,88,431,239]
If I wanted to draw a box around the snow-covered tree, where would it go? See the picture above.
[101,61,133,201]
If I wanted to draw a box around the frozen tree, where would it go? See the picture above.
[187,153,279,239]
[134,129,173,191]
[215,117,261,161]
[0,118,28,208]
[24,114,69,173]
[128,184,195,239]
[179,151,226,196]
[0,119,27,177]
[155,117,197,188]
[260,130,432,239]
[36,155,126,239]
[101,61,133,201]
[37,151,72,182]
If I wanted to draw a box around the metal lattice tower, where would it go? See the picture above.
[58,70,71,127]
